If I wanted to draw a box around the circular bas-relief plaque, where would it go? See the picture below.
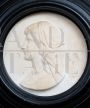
[3,13,87,96]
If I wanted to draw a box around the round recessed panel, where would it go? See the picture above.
[3,12,87,96]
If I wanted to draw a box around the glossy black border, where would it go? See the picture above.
[0,0,90,106]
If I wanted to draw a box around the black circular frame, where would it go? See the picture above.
[0,0,90,107]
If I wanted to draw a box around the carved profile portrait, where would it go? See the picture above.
[20,21,64,90]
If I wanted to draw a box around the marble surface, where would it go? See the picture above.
[3,13,87,96]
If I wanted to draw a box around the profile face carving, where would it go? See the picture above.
[20,21,64,90]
